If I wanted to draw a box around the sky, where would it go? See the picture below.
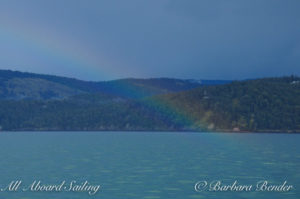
[0,0,299,81]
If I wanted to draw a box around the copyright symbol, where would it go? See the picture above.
[195,181,208,192]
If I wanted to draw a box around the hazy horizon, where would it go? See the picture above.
[1,68,299,82]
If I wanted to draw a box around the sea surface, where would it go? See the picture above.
[0,132,299,199]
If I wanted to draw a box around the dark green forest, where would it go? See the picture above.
[151,76,300,132]
[0,70,299,132]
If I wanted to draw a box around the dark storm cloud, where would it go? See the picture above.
[0,0,299,80]
[163,0,300,79]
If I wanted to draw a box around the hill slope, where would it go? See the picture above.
[151,76,300,132]
[0,74,299,132]
[0,70,230,99]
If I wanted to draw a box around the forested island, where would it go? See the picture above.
[0,70,299,132]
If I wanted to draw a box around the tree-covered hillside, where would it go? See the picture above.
[0,73,299,132]
[151,76,300,132]
[1,70,216,99]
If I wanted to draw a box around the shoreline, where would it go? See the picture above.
[1,129,300,134]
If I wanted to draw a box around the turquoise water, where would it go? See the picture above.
[0,132,299,199]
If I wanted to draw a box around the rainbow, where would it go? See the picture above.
[0,17,228,133]
[0,17,142,80]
